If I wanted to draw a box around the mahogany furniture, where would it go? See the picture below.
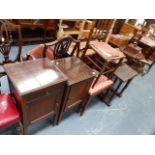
[7,19,59,42]
[0,20,22,65]
[109,34,130,48]
[22,35,80,61]
[4,58,67,134]
[139,36,155,59]
[84,41,125,79]
[79,19,125,79]
[44,35,80,59]
[109,63,138,100]
[53,56,96,124]
[0,74,23,134]
[137,37,155,73]
[78,20,114,56]
[79,72,113,115]
[121,43,146,73]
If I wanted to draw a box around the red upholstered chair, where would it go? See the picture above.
[80,72,113,116]
[0,76,23,134]
[22,44,54,61]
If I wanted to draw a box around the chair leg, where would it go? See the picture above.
[16,121,23,135]
[80,95,92,116]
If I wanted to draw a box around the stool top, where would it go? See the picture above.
[114,63,138,82]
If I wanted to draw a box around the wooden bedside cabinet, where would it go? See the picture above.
[4,58,67,134]
[53,56,96,124]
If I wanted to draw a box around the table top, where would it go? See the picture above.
[89,41,125,62]
[4,58,67,95]
[114,63,138,82]
[53,56,96,85]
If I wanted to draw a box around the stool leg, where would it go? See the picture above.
[111,78,123,97]
[118,79,132,96]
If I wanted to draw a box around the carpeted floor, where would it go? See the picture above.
[1,44,155,135]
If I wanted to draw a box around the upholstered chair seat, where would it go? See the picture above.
[0,94,20,128]
[89,75,113,96]
[80,74,113,116]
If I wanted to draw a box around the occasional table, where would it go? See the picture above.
[110,63,138,99]
[53,56,96,124]
[4,58,67,134]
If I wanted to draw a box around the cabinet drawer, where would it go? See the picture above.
[23,82,65,102]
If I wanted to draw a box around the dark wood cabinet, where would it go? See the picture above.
[4,58,67,134]
[53,57,96,124]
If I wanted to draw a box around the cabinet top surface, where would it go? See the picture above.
[4,58,67,95]
[53,56,96,85]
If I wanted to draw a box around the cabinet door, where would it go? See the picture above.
[64,78,93,110]
[26,84,65,125]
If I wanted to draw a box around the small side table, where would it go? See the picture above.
[112,63,138,97]
[100,63,138,106]
[53,56,96,124]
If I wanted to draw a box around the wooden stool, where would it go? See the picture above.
[107,63,138,103]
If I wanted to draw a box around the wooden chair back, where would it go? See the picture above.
[44,35,80,59]
[88,19,114,42]
[0,20,22,65]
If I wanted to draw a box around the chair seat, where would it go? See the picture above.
[0,94,20,128]
[89,75,113,96]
